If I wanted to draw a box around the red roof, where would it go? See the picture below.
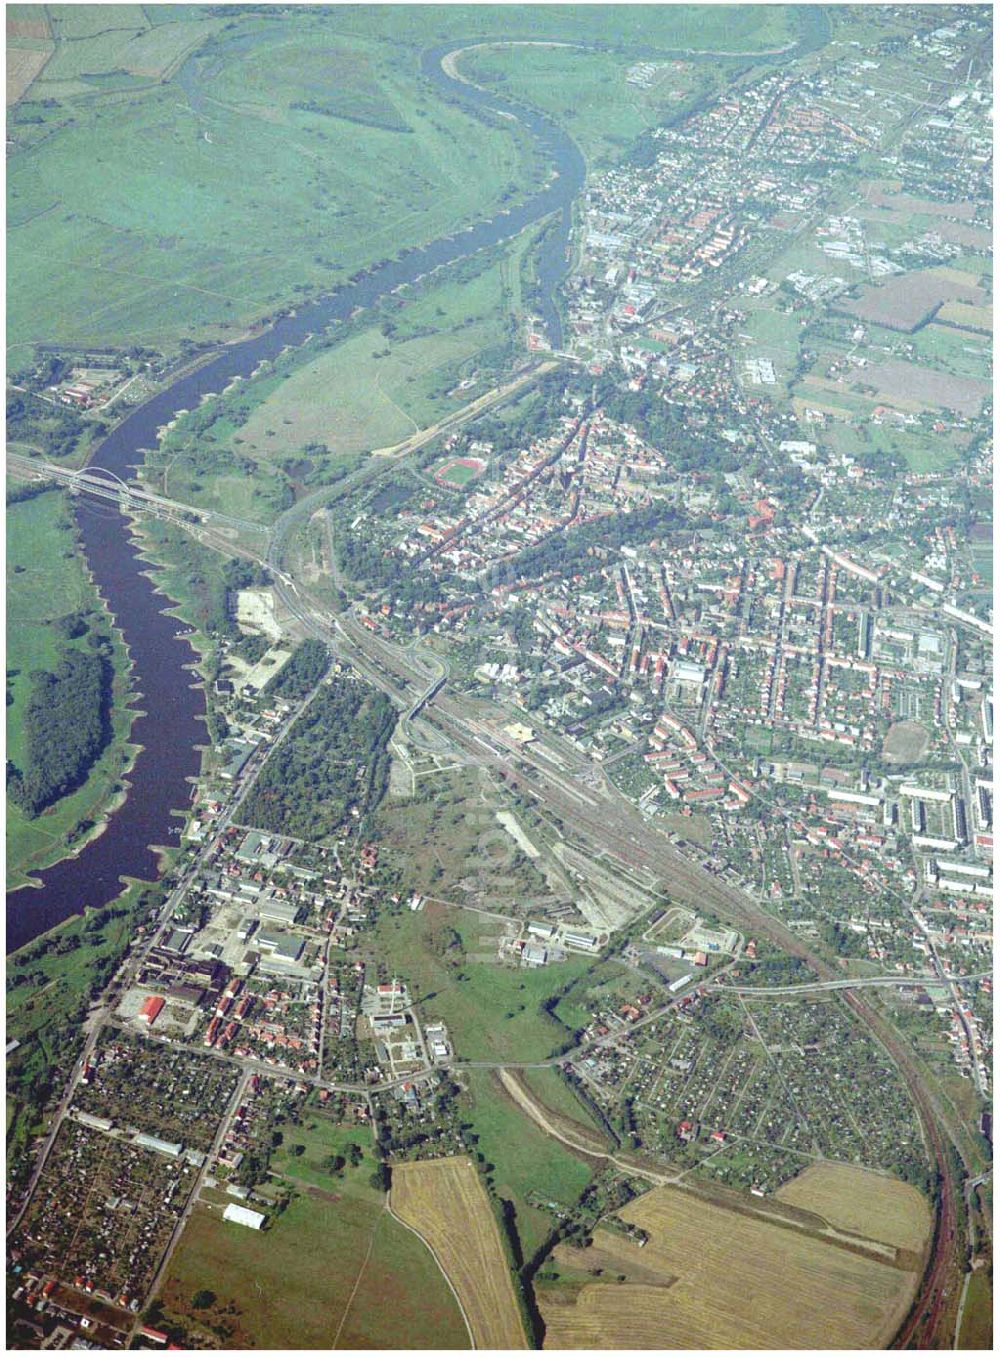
[139,995,165,1024]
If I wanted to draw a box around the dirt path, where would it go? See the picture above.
[498,1069,669,1183]
[331,1201,386,1349]
[385,1192,476,1349]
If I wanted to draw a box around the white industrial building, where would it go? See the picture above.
[223,1203,266,1230]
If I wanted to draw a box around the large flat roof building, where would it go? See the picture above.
[223,1203,266,1230]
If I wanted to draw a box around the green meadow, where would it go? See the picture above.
[8,10,537,354]
[373,905,595,1064]
[6,488,138,888]
[158,1175,467,1349]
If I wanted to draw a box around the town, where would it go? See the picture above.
[6,4,991,1352]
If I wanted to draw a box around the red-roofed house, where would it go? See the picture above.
[139,995,165,1026]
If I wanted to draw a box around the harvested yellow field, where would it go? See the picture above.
[777,1162,930,1254]
[541,1183,922,1349]
[931,265,987,290]
[937,301,992,335]
[391,1156,526,1349]
[7,45,51,105]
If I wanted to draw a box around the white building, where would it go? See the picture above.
[223,1203,266,1230]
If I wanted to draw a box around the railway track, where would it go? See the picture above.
[270,508,969,1354]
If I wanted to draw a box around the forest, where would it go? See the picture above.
[240,674,395,840]
[266,638,330,699]
[6,648,111,817]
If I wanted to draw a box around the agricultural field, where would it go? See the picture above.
[157,1157,468,1349]
[36,15,214,87]
[775,1162,930,1254]
[7,13,535,353]
[540,1180,925,1349]
[903,321,991,381]
[839,265,988,333]
[7,43,52,105]
[7,6,52,40]
[390,1155,526,1349]
[937,300,992,335]
[861,359,989,418]
[6,488,137,889]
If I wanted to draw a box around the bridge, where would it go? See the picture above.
[407,672,445,721]
[7,452,268,535]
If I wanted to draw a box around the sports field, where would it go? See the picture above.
[882,720,931,764]
[436,457,486,487]
[540,1179,925,1349]
[390,1156,526,1349]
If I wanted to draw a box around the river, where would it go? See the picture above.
[6,11,824,952]
[6,39,586,953]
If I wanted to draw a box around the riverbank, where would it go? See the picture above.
[6,487,143,892]
[6,36,584,954]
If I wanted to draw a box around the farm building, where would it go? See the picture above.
[522,943,549,967]
[223,1204,266,1230]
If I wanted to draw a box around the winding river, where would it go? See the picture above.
[6,12,828,952]
[6,40,586,953]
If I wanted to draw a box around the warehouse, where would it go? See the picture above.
[223,1203,266,1230]
[257,898,302,927]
